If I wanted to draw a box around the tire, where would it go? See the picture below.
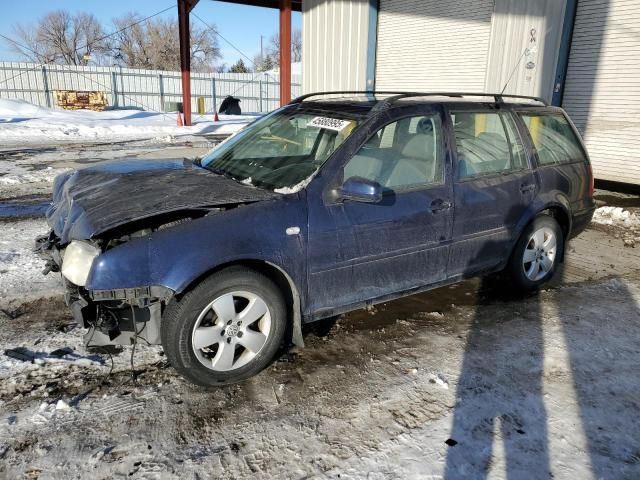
[504,215,564,292]
[161,266,287,387]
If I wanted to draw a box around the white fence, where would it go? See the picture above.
[0,61,302,114]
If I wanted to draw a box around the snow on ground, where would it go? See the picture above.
[0,140,215,199]
[0,268,639,479]
[0,98,255,147]
[592,205,639,228]
[0,219,61,302]
[0,166,70,189]
[591,206,640,247]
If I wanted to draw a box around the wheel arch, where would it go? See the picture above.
[540,205,571,240]
[173,259,304,348]
[511,202,571,264]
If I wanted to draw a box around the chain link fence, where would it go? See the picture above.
[0,61,302,114]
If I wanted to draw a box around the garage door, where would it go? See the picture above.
[562,0,640,184]
[375,0,495,91]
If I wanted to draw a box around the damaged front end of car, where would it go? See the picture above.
[35,157,281,349]
[35,228,175,348]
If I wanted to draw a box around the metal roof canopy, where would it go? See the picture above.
[215,0,301,10]
[177,0,296,125]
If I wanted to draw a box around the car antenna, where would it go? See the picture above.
[500,45,531,95]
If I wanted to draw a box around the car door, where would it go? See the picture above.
[306,105,453,317]
[447,108,538,277]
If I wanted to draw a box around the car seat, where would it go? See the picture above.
[385,129,437,188]
[343,152,384,184]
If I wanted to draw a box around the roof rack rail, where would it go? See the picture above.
[289,91,548,108]
[289,91,410,104]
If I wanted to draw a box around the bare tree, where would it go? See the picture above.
[292,29,302,63]
[111,13,221,71]
[8,9,221,70]
[253,53,275,72]
[264,29,302,66]
[10,10,109,65]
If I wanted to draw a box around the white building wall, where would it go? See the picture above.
[562,0,640,184]
[484,0,566,100]
[375,0,494,91]
[302,0,371,93]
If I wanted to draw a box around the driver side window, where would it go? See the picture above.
[343,115,443,191]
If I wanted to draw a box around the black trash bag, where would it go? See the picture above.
[218,96,241,115]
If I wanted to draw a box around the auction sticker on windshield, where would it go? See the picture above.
[307,116,351,132]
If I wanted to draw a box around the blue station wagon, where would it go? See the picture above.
[36,92,596,386]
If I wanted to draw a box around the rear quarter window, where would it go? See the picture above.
[450,112,528,180]
[520,113,586,166]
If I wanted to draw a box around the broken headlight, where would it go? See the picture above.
[61,241,100,286]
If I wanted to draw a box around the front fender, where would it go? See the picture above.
[87,235,152,290]
[86,195,308,300]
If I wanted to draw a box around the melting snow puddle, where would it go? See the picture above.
[0,201,49,219]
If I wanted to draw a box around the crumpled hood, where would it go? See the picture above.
[48,158,279,243]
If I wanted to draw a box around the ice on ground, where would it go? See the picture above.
[0,166,71,187]
[592,206,639,227]
[428,372,449,389]
[0,98,255,146]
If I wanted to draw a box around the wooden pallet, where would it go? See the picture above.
[55,90,107,111]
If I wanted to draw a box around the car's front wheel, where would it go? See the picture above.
[504,215,564,291]
[161,267,287,386]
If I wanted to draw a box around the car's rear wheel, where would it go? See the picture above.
[504,215,564,291]
[161,267,287,387]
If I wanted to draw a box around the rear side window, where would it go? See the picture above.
[451,112,528,180]
[520,113,586,165]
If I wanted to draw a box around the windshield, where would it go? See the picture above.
[200,107,358,192]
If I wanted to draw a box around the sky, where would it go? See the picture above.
[0,0,302,68]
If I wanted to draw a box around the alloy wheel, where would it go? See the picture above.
[523,226,557,282]
[191,291,271,372]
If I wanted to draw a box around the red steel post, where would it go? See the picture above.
[178,0,196,126]
[279,0,292,105]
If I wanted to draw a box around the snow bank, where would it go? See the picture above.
[265,61,302,76]
[592,206,640,228]
[0,98,46,117]
[0,99,255,146]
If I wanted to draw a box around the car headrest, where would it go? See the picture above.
[416,117,434,135]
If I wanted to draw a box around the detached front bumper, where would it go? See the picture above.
[35,231,173,347]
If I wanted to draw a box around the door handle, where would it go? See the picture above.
[520,183,536,194]
[430,199,452,213]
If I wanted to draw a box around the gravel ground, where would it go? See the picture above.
[1,142,639,480]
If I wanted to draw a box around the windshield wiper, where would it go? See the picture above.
[202,164,232,178]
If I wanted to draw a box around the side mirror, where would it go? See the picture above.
[336,176,383,203]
